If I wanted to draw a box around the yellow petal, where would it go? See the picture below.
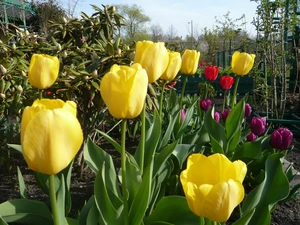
[160,51,182,81]
[202,179,245,222]
[233,160,247,183]
[181,50,200,75]
[22,108,83,175]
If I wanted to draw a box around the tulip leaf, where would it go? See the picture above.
[94,164,123,225]
[87,202,101,225]
[204,107,226,150]
[0,216,8,225]
[0,199,52,225]
[144,196,199,225]
[225,98,245,139]
[57,174,67,225]
[66,217,79,225]
[232,208,255,225]
[172,144,194,168]
[17,166,27,199]
[34,173,60,196]
[84,139,122,202]
[7,144,22,154]
[79,196,96,225]
[158,111,179,150]
[232,137,263,160]
[95,128,122,154]
[241,153,290,224]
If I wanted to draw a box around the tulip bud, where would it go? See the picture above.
[221,109,231,123]
[270,128,293,150]
[2,47,7,52]
[63,50,68,58]
[245,103,252,117]
[57,44,62,51]
[214,111,220,123]
[84,76,89,81]
[200,99,212,111]
[63,17,67,24]
[12,43,16,51]
[0,93,5,99]
[250,117,266,136]
[116,48,122,56]
[231,51,256,76]
[16,85,23,94]
[180,109,186,122]
[181,49,200,75]
[0,65,7,74]
[21,70,27,77]
[92,70,98,78]
[25,30,29,36]
[246,132,256,142]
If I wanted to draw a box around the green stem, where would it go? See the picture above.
[204,82,208,99]
[231,76,241,109]
[49,174,60,225]
[179,75,188,109]
[223,90,227,111]
[159,81,166,118]
[140,103,146,175]
[39,89,43,99]
[121,119,129,225]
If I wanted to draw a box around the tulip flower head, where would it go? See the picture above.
[270,128,293,150]
[247,132,257,142]
[204,65,218,81]
[134,40,169,83]
[214,111,220,123]
[28,54,60,89]
[250,117,266,136]
[181,49,200,75]
[160,50,182,81]
[165,81,177,89]
[21,99,83,175]
[180,109,186,122]
[180,153,247,222]
[220,75,234,90]
[221,109,231,123]
[199,61,206,67]
[100,63,148,119]
[200,99,212,111]
[231,51,256,76]
[244,103,252,117]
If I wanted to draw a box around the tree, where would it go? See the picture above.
[29,0,67,36]
[150,23,164,42]
[117,4,151,43]
[166,25,178,41]
[65,0,83,18]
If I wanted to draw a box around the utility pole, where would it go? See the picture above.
[188,20,194,48]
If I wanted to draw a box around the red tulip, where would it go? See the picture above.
[199,61,206,67]
[204,65,218,81]
[220,75,234,90]
[165,81,177,89]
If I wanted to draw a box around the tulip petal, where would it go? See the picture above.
[202,179,245,222]
[22,108,83,175]
[233,160,247,183]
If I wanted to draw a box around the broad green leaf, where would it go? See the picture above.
[57,174,67,225]
[17,166,27,199]
[172,144,194,168]
[241,153,290,225]
[159,112,179,150]
[79,196,96,225]
[225,98,245,139]
[232,137,263,160]
[86,203,101,225]
[0,215,8,225]
[232,208,255,225]
[34,172,60,196]
[94,164,123,224]
[0,199,52,225]
[66,217,79,225]
[144,196,199,225]
[84,138,122,202]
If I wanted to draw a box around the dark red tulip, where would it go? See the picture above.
[204,65,218,81]
[199,61,206,67]
[221,109,231,123]
[200,99,212,111]
[166,81,177,89]
[247,132,257,142]
[214,112,220,123]
[250,117,266,136]
[220,75,234,90]
[270,128,293,150]
[245,103,252,117]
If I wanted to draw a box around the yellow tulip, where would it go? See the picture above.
[231,51,256,76]
[100,63,148,119]
[134,40,169,83]
[21,99,83,175]
[180,153,247,222]
[28,54,60,89]
[160,50,182,81]
[181,49,200,75]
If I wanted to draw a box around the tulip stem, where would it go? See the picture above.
[39,90,43,100]
[231,76,240,109]
[180,75,188,109]
[140,103,146,175]
[159,81,166,118]
[121,119,129,225]
[49,174,60,225]
[223,90,227,112]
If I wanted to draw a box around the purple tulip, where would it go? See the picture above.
[221,109,231,123]
[270,128,293,150]
[214,112,220,123]
[200,99,212,111]
[247,132,257,142]
[245,103,252,117]
[180,109,186,122]
[250,117,266,136]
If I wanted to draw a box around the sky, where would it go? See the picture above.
[62,0,259,37]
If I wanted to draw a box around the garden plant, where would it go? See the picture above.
[0,3,300,225]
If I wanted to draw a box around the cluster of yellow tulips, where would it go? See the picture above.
[21,40,256,223]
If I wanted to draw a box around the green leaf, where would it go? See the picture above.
[17,166,27,199]
[232,137,264,160]
[66,217,79,225]
[94,164,123,225]
[225,98,245,139]
[159,112,179,150]
[172,144,194,168]
[57,174,67,225]
[79,196,96,225]
[0,215,8,225]
[95,129,122,154]
[7,144,22,154]
[0,199,52,225]
[144,196,199,225]
[241,153,290,225]
[84,139,122,205]
[34,172,60,196]
[232,208,255,225]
